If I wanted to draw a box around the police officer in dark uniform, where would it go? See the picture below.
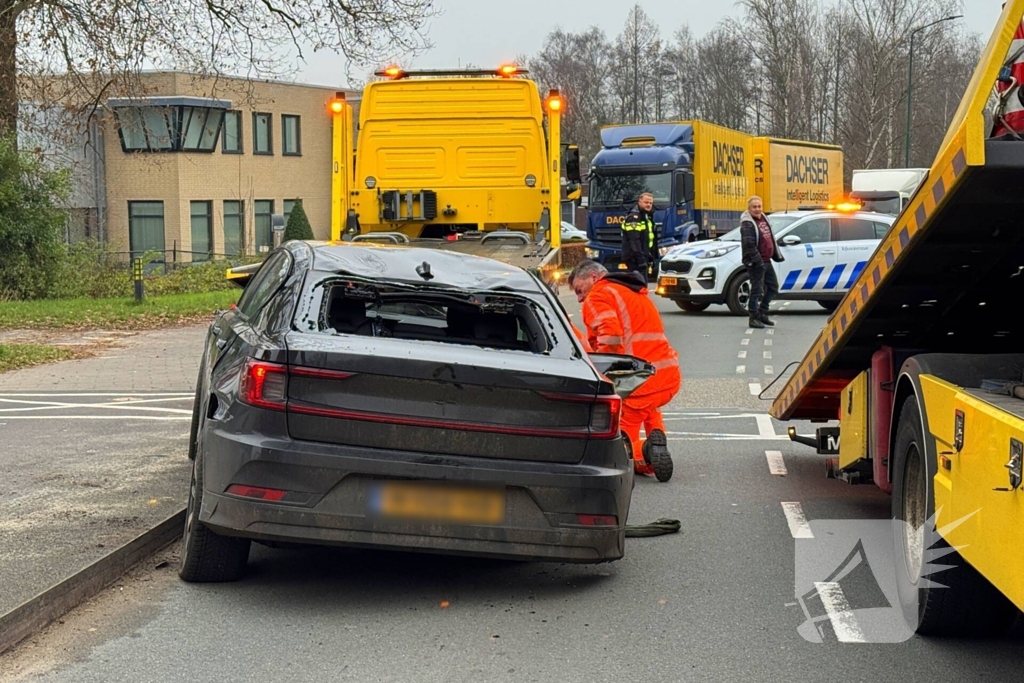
[621,191,656,283]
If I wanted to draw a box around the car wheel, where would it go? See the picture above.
[179,437,250,583]
[674,301,710,313]
[725,272,751,316]
[891,395,1017,635]
[187,366,204,461]
[817,300,839,313]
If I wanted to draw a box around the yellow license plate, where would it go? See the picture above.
[371,482,506,525]
[660,277,677,286]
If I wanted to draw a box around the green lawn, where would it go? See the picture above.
[0,290,239,330]
[0,343,78,372]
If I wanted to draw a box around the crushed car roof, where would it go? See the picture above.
[306,242,545,293]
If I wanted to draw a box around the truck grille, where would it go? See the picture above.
[659,259,692,274]
[594,227,622,246]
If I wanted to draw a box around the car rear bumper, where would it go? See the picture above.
[198,427,632,563]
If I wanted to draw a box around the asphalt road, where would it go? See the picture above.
[4,299,1024,681]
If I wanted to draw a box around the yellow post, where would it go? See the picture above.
[329,92,353,241]
[545,89,562,250]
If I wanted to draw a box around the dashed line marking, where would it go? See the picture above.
[765,450,787,476]
[755,414,776,437]
[764,339,773,346]
[748,382,762,396]
[765,365,774,375]
[745,329,754,336]
[741,339,751,346]
[767,329,775,336]
[781,502,814,538]
[736,365,746,374]
[764,351,772,359]
[815,582,868,643]
[738,350,748,359]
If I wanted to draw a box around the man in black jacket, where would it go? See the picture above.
[739,196,785,329]
[621,192,656,283]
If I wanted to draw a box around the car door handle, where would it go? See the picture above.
[212,325,221,335]
[820,249,837,254]
[216,339,227,350]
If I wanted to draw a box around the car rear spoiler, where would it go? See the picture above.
[225,262,263,289]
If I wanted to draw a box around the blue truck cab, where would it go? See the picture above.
[585,124,699,267]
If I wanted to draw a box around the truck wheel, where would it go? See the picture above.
[179,440,250,583]
[891,395,1017,635]
[725,273,751,316]
[674,301,710,313]
[817,300,839,313]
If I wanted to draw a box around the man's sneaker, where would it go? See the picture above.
[748,316,765,329]
[634,461,655,477]
[642,429,674,482]
[758,311,775,326]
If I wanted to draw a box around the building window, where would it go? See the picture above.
[255,200,274,252]
[222,111,242,153]
[118,107,174,152]
[253,113,272,154]
[190,201,213,261]
[180,107,223,152]
[282,115,301,156]
[111,97,229,153]
[128,201,166,259]
[223,201,245,257]
[283,199,298,224]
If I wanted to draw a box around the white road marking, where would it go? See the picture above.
[764,339,773,346]
[741,338,750,346]
[764,351,772,359]
[0,416,190,421]
[767,329,775,336]
[667,432,790,441]
[745,329,754,336]
[765,365,774,375]
[662,412,773,421]
[814,582,869,643]
[0,397,192,415]
[748,382,762,396]
[738,350,748,359]
[781,502,814,538]
[0,393,192,398]
[765,450,787,475]
[736,365,746,374]
[755,414,776,437]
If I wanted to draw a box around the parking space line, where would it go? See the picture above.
[748,382,762,396]
[741,338,750,346]
[745,329,754,336]
[767,329,775,336]
[738,350,747,359]
[765,365,774,375]
[814,582,868,643]
[755,414,776,437]
[736,365,746,374]
[764,351,772,359]
[765,450,787,475]
[781,502,814,538]
[764,339,773,346]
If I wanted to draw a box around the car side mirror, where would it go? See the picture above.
[587,353,656,399]
[675,172,695,204]
[565,145,581,183]
[780,235,801,246]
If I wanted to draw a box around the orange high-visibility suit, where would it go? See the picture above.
[582,273,681,464]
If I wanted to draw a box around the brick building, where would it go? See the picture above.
[55,72,360,260]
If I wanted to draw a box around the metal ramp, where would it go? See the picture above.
[771,1,1024,421]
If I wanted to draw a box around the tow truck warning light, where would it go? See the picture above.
[545,90,564,113]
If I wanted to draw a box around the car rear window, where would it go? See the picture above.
[294,276,557,355]
[833,218,877,241]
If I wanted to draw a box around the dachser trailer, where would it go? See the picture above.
[751,137,844,213]
[775,1,1024,635]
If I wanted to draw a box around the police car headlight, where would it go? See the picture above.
[659,246,671,256]
[698,244,739,259]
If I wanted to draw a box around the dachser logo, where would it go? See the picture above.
[605,215,625,224]
[787,155,830,184]
[713,141,745,177]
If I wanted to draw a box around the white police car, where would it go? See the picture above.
[656,209,895,315]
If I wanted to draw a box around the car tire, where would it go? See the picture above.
[817,300,839,313]
[179,439,250,583]
[891,395,1017,636]
[674,301,710,313]
[187,366,203,461]
[725,272,751,316]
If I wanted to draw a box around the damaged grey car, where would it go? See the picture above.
[180,241,649,582]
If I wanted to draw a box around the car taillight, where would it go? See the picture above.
[240,359,288,410]
[589,394,621,440]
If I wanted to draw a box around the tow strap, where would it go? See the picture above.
[625,518,681,537]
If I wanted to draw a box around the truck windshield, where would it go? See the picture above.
[589,173,671,208]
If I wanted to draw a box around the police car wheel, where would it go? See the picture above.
[674,301,710,313]
[725,273,751,316]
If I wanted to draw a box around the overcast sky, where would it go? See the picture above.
[294,0,1003,88]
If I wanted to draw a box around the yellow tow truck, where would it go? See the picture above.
[775,0,1024,635]
[324,64,581,288]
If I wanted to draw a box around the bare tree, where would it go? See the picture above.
[611,4,662,124]
[663,27,700,122]
[694,28,754,130]
[1,0,438,142]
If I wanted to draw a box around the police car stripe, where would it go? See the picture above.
[801,267,825,290]
[822,264,846,290]
[781,270,800,291]
[844,261,867,289]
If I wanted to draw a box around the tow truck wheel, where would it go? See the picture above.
[674,301,710,313]
[891,395,1017,635]
[179,438,251,583]
[725,273,751,316]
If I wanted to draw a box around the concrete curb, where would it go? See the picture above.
[0,508,186,656]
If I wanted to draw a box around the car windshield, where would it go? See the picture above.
[589,173,671,208]
[859,197,902,215]
[719,214,800,241]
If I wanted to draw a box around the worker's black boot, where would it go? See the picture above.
[642,429,673,483]
[748,315,765,329]
[758,311,775,326]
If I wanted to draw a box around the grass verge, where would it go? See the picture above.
[0,290,239,331]
[0,343,80,373]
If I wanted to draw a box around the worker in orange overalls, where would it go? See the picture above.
[569,259,680,482]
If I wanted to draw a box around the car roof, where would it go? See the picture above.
[295,241,545,293]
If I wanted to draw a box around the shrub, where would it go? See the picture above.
[282,199,314,242]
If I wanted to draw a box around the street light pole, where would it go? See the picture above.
[905,15,962,167]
